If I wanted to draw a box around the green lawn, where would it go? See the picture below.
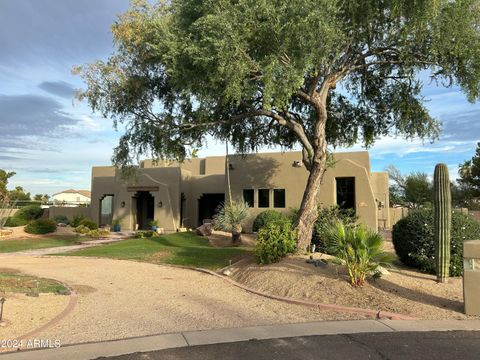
[63,232,252,270]
[0,270,70,295]
[0,236,81,253]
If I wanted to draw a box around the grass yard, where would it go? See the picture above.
[63,232,252,270]
[0,269,70,295]
[0,236,82,253]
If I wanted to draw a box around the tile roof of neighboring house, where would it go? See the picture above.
[52,189,91,198]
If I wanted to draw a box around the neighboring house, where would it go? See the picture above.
[51,189,91,206]
[90,151,390,232]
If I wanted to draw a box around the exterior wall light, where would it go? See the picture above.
[293,160,302,167]
[121,201,126,208]
[158,201,163,208]
[228,163,234,170]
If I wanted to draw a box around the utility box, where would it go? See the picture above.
[463,240,480,315]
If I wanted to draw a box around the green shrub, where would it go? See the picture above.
[255,220,296,264]
[313,206,358,253]
[24,219,57,234]
[325,223,394,286]
[4,216,28,227]
[74,225,90,234]
[70,215,86,228]
[252,210,288,232]
[79,218,98,230]
[87,228,110,238]
[134,230,156,238]
[15,205,43,221]
[392,209,480,276]
[53,215,69,225]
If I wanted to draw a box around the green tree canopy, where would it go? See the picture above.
[77,0,480,250]
[458,142,480,194]
[386,165,433,208]
[0,169,15,199]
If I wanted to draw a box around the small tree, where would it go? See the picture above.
[77,0,480,251]
[458,142,480,198]
[213,201,249,243]
[386,165,433,208]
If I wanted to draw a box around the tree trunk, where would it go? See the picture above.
[295,153,327,252]
[295,99,328,252]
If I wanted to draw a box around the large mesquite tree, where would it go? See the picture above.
[77,0,480,251]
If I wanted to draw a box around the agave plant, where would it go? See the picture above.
[213,200,250,243]
[325,222,394,287]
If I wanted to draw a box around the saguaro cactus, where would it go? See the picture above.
[433,163,452,283]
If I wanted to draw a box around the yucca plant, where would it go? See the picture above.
[325,222,395,287]
[213,200,250,243]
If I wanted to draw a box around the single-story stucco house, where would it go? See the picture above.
[89,151,390,232]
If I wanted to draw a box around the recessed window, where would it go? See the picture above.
[273,189,285,208]
[243,189,254,207]
[258,189,270,208]
[336,177,355,211]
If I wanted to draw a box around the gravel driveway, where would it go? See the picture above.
[0,255,344,345]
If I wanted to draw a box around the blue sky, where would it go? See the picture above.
[0,0,479,195]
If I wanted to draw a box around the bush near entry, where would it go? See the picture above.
[53,215,69,225]
[70,215,86,228]
[79,218,98,230]
[252,210,288,232]
[25,219,57,234]
[255,220,296,264]
[392,209,480,276]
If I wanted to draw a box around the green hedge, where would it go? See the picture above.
[252,210,288,232]
[53,215,69,225]
[79,219,98,230]
[392,209,480,276]
[4,216,28,227]
[255,220,296,264]
[25,219,57,234]
[15,205,44,221]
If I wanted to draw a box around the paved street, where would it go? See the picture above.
[99,331,480,360]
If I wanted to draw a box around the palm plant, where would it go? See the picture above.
[325,222,394,287]
[213,200,249,243]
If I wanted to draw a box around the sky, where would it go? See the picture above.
[0,0,479,196]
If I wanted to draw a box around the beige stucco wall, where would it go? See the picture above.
[48,206,92,221]
[91,150,387,232]
[91,166,181,231]
[371,172,390,229]
[319,158,377,230]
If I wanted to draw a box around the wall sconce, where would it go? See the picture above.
[158,201,163,208]
[120,201,126,208]
[228,163,234,170]
[293,160,302,167]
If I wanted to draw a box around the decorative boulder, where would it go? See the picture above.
[196,223,212,236]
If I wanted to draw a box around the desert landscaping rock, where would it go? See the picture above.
[230,256,473,320]
[0,255,360,346]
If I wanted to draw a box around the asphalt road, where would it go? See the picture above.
[97,331,480,360]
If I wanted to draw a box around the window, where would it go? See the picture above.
[258,189,270,208]
[336,177,355,211]
[273,189,286,208]
[243,189,254,207]
[100,195,114,226]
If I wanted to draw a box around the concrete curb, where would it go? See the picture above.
[2,319,480,360]
[195,268,417,320]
